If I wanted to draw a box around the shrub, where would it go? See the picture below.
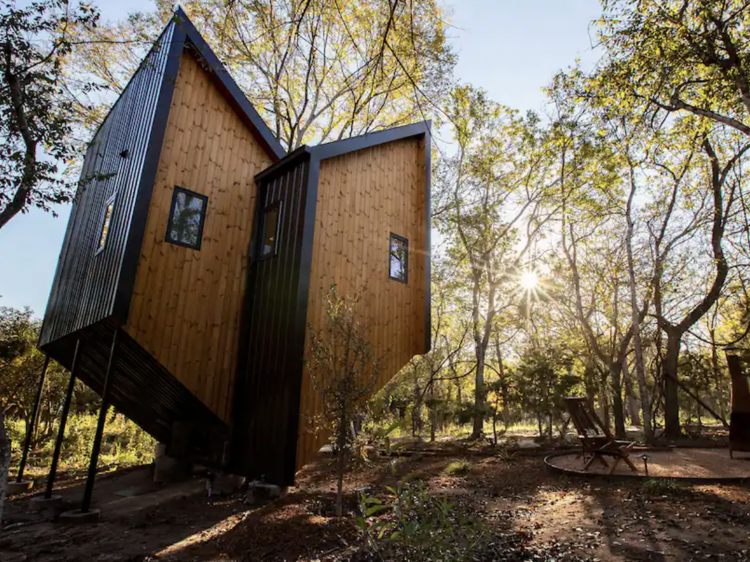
[444,459,473,476]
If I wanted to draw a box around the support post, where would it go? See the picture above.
[80,329,119,513]
[16,355,49,483]
[45,342,81,499]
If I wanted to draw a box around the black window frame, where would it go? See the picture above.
[388,232,409,284]
[258,200,283,261]
[165,186,209,251]
[95,194,116,256]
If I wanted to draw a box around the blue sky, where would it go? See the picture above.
[0,0,602,318]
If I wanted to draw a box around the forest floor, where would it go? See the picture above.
[1,440,749,561]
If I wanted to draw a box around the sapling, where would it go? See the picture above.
[308,285,379,517]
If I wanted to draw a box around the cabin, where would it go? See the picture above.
[37,9,430,491]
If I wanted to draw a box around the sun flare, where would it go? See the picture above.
[520,270,539,290]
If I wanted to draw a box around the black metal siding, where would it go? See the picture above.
[231,157,310,484]
[39,22,176,347]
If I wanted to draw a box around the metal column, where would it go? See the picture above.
[16,355,49,483]
[44,341,81,499]
[81,329,119,513]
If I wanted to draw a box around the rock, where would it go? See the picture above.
[245,481,285,504]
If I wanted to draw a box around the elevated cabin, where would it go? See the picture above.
[39,9,430,486]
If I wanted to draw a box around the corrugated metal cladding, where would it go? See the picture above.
[231,156,310,484]
[39,22,175,347]
[44,320,228,463]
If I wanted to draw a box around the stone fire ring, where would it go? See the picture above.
[545,447,750,484]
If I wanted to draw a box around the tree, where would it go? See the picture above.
[597,0,750,139]
[307,286,379,517]
[435,85,555,439]
[0,0,100,231]
[68,0,455,150]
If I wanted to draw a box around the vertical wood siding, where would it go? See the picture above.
[231,157,310,484]
[39,23,175,347]
[295,137,428,470]
[124,52,273,423]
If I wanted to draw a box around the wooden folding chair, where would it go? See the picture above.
[565,397,638,474]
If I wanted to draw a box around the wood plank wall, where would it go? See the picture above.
[125,51,273,423]
[296,137,428,470]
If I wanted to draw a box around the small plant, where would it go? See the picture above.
[642,478,687,496]
[355,472,484,561]
[444,459,473,476]
[497,448,517,462]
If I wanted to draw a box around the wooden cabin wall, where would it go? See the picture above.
[124,51,273,423]
[296,137,428,471]
[40,23,176,347]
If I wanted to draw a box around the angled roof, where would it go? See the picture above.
[255,120,431,182]
[174,8,286,161]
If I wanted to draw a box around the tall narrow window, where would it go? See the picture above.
[166,187,208,250]
[389,233,408,283]
[259,201,281,259]
[96,195,116,254]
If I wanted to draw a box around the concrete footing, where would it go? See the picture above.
[6,481,34,495]
[58,508,101,524]
[28,494,64,516]
[245,481,285,504]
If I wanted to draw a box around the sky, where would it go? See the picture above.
[0,0,602,318]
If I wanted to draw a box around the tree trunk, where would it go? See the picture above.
[472,352,485,439]
[0,407,10,531]
[622,360,641,427]
[609,362,627,439]
[663,333,682,440]
[336,410,346,517]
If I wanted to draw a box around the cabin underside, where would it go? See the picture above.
[41,320,229,466]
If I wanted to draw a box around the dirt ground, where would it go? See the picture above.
[2,443,749,561]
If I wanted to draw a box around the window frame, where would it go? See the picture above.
[258,200,283,261]
[95,194,117,256]
[388,232,409,284]
[165,186,209,251]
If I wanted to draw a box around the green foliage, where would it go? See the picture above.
[7,412,155,479]
[444,459,473,476]
[356,472,484,561]
[642,478,688,496]
[0,0,101,229]
[513,343,579,438]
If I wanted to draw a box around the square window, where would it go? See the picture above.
[389,233,408,283]
[259,201,281,259]
[96,195,115,254]
[166,187,208,250]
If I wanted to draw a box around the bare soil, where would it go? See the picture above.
[2,442,749,561]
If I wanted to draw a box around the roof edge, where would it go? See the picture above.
[173,8,286,161]
[312,121,431,161]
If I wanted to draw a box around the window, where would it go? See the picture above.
[166,187,208,250]
[259,201,281,259]
[96,195,116,254]
[389,233,408,283]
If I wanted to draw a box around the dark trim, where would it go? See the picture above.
[95,193,116,256]
[283,154,319,484]
[258,199,283,260]
[112,19,185,322]
[423,123,432,353]
[174,8,285,161]
[45,340,80,499]
[254,145,312,183]
[311,121,431,161]
[81,329,119,513]
[388,232,409,284]
[165,186,209,251]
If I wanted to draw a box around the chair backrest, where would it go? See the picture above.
[565,397,612,440]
